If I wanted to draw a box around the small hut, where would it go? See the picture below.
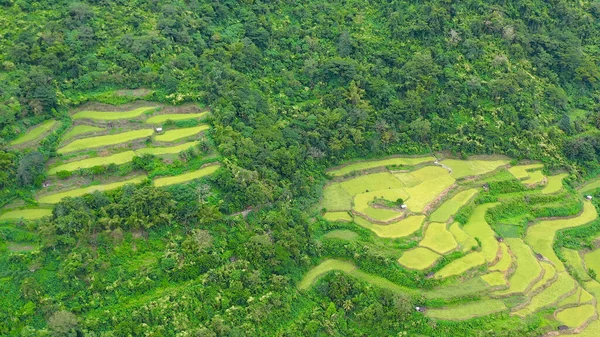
[535,253,544,261]
[586,195,593,200]
[482,183,490,191]
[495,236,504,243]
[42,181,51,188]
[558,325,569,331]
[415,306,427,313]
[155,127,163,133]
[400,204,407,209]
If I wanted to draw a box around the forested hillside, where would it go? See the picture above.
[2,0,600,336]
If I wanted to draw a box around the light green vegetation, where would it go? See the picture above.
[62,125,105,141]
[145,112,207,124]
[449,222,478,252]
[441,159,509,179]
[353,216,425,238]
[481,272,507,287]
[353,189,407,221]
[341,172,405,195]
[556,304,596,328]
[298,259,414,295]
[429,189,478,222]
[568,108,588,120]
[0,208,52,221]
[522,170,545,186]
[320,183,353,211]
[424,278,489,300]
[508,163,544,180]
[529,263,556,293]
[427,299,508,320]
[49,151,136,174]
[403,166,455,212]
[298,259,356,289]
[580,178,600,194]
[419,222,458,254]
[542,173,568,194]
[153,164,220,187]
[323,212,352,222]
[328,156,434,177]
[563,248,591,281]
[581,288,595,303]
[489,243,512,272]
[58,129,154,154]
[559,287,584,307]
[135,141,200,156]
[584,249,600,276]
[526,201,597,272]
[38,175,147,204]
[563,282,600,337]
[10,120,57,146]
[514,272,576,316]
[462,203,500,262]
[72,106,156,120]
[435,252,486,279]
[495,238,542,296]
[323,230,359,241]
[397,247,441,270]
[155,125,210,142]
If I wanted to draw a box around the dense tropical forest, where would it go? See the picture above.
[2,0,600,336]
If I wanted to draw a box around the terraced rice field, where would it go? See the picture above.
[155,125,210,142]
[353,189,407,221]
[481,271,506,287]
[320,183,353,211]
[328,156,434,177]
[419,222,457,254]
[0,208,52,221]
[449,222,478,252]
[494,238,542,296]
[559,287,594,307]
[10,120,57,145]
[427,299,508,320]
[542,173,568,194]
[435,252,486,278]
[580,178,600,194]
[49,151,136,174]
[529,263,556,293]
[556,304,596,328]
[353,216,425,238]
[424,277,489,300]
[563,248,591,281]
[153,164,220,187]
[584,249,600,275]
[403,167,455,212]
[441,158,509,179]
[522,170,545,186]
[58,129,154,154]
[398,247,441,270]
[489,243,512,272]
[323,230,359,241]
[38,175,147,204]
[462,203,500,262]
[62,125,105,141]
[323,212,352,222]
[136,141,199,155]
[429,189,477,222]
[508,164,544,180]
[72,106,156,120]
[145,112,207,124]
[514,272,576,316]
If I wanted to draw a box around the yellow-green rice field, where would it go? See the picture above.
[38,175,147,204]
[0,208,53,221]
[398,247,441,270]
[353,216,425,238]
[153,164,220,187]
[72,106,157,120]
[145,112,208,124]
[155,125,210,142]
[10,120,57,146]
[328,156,434,177]
[62,125,105,141]
[58,129,154,154]
[419,222,458,254]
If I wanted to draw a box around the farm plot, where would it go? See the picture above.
[49,151,136,174]
[508,164,544,180]
[402,166,455,212]
[449,222,478,252]
[441,158,509,179]
[525,201,597,272]
[72,106,157,120]
[323,212,352,222]
[542,173,568,194]
[462,203,500,262]
[353,216,425,238]
[155,125,210,142]
[135,141,200,156]
[353,189,407,221]
[563,248,591,281]
[435,252,486,278]
[38,175,147,204]
[328,156,434,177]
[62,125,105,141]
[556,304,596,328]
[489,243,512,272]
[145,112,207,124]
[320,183,353,211]
[58,129,154,154]
[513,272,576,316]
[429,189,477,222]
[580,178,600,194]
[398,247,441,270]
[494,238,542,296]
[10,120,57,146]
[323,230,359,241]
[153,164,220,187]
[584,249,600,276]
[559,287,592,307]
[529,263,556,294]
[481,272,506,287]
[419,222,458,254]
[424,278,489,300]
[0,208,52,221]
[427,299,508,320]
[522,170,545,186]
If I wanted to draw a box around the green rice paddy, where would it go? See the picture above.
[563,248,591,281]
[72,106,156,120]
[62,125,105,141]
[514,272,576,316]
[489,243,512,272]
[353,216,425,238]
[449,222,478,252]
[135,141,200,156]
[49,151,136,174]
[442,159,509,179]
[580,178,600,194]
[58,129,154,154]
[323,230,359,241]
[530,263,556,293]
[508,163,544,180]
[0,208,52,221]
[298,259,356,289]
[353,189,407,221]
[522,170,545,186]
[398,247,441,270]
[419,222,458,254]
[403,166,455,212]
[556,304,595,328]
[321,183,353,211]
[494,238,542,296]
[424,277,489,300]
[323,212,352,222]
[429,189,477,222]
[155,125,210,142]
[329,156,434,177]
[542,173,568,194]
[145,112,208,124]
[38,175,147,204]
[427,299,508,320]
[584,249,600,276]
[153,164,220,187]
[481,271,506,287]
[10,120,57,146]
[462,203,500,262]
[435,252,486,278]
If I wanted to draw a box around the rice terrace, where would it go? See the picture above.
[301,154,600,334]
